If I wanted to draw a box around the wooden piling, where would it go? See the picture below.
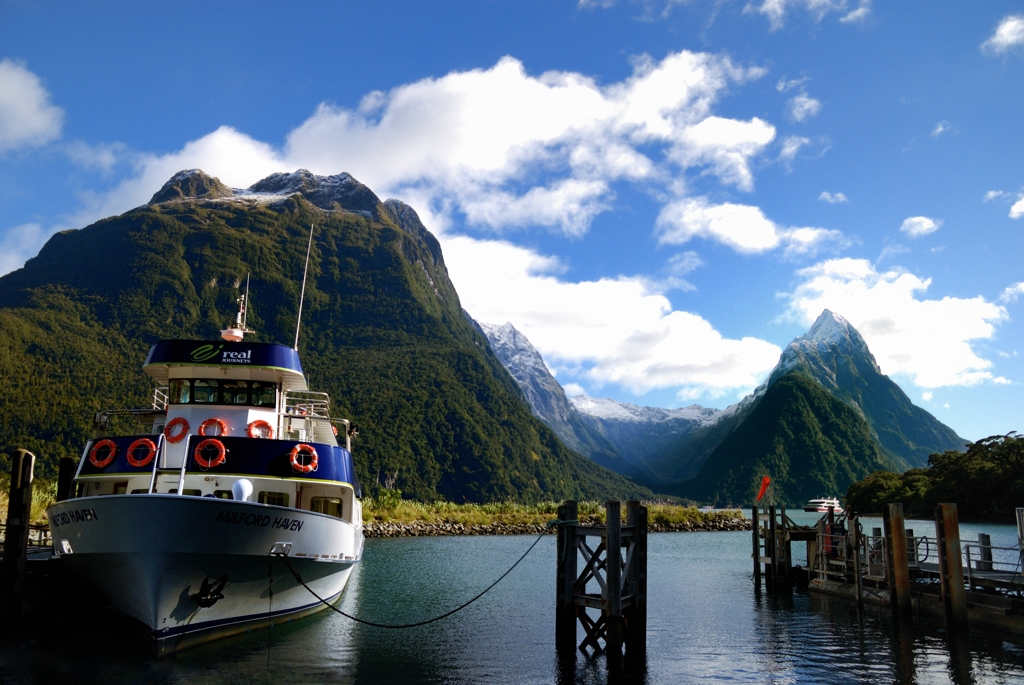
[56,457,76,502]
[935,503,968,633]
[751,505,761,590]
[624,501,647,660]
[556,500,646,665]
[883,503,912,620]
[780,505,791,587]
[555,500,579,654]
[851,515,864,606]
[1,449,35,621]
[767,505,777,588]
[977,533,993,572]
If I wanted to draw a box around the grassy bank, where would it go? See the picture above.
[0,477,58,525]
[362,494,745,527]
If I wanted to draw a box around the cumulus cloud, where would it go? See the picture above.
[60,52,772,240]
[1000,282,1024,303]
[982,15,1024,54]
[443,235,781,396]
[983,190,1005,202]
[656,197,845,257]
[785,258,1008,387]
[787,93,821,122]
[0,223,49,276]
[1011,197,1024,219]
[899,216,941,237]
[746,0,870,31]
[819,191,848,203]
[0,59,64,153]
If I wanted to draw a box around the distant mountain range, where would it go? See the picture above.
[480,311,968,505]
[0,169,650,502]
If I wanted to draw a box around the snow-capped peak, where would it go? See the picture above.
[797,309,853,346]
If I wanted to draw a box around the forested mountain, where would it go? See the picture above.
[0,169,650,502]
[677,373,902,506]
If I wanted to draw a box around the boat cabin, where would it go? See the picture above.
[70,339,361,523]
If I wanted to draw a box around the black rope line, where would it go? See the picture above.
[271,518,578,629]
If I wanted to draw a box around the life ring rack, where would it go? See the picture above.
[246,420,274,439]
[289,443,318,474]
[164,417,189,443]
[126,438,157,468]
[89,439,117,469]
[194,438,227,469]
[198,418,228,437]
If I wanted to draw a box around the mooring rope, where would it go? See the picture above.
[271,518,578,629]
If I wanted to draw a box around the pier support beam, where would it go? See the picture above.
[751,505,761,591]
[935,503,968,634]
[556,500,579,655]
[1,449,35,621]
[883,503,912,620]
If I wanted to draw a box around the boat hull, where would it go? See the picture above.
[47,495,362,654]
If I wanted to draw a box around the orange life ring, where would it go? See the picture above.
[246,420,274,439]
[198,418,228,437]
[164,417,189,443]
[126,438,157,467]
[194,438,227,468]
[89,439,117,468]
[289,443,318,474]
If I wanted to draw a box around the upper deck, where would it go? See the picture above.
[143,339,308,392]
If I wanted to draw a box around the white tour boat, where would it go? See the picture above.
[803,497,843,514]
[45,304,364,654]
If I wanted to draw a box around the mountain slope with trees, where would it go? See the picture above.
[0,169,650,502]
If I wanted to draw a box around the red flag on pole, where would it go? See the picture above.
[756,475,771,502]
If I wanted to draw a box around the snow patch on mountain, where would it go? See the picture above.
[571,395,721,426]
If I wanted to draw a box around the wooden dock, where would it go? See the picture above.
[752,502,1024,637]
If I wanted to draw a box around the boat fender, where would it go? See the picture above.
[289,443,318,474]
[231,478,253,502]
[126,438,157,467]
[246,420,274,439]
[198,417,228,437]
[88,439,117,468]
[164,417,189,443]
[194,438,227,468]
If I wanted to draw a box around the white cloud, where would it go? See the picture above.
[1011,197,1024,219]
[0,59,64,153]
[785,258,1008,387]
[787,93,821,122]
[921,391,933,402]
[776,77,807,93]
[779,135,810,163]
[982,15,1024,55]
[839,1,871,24]
[899,216,941,237]
[0,223,48,276]
[562,382,587,397]
[745,0,867,31]
[931,121,951,138]
[60,52,771,239]
[656,196,845,257]
[443,234,782,396]
[1000,282,1024,303]
[63,140,130,173]
[983,190,1005,202]
[819,191,848,203]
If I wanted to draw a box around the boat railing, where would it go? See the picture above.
[152,386,169,410]
[283,390,330,418]
[149,432,167,494]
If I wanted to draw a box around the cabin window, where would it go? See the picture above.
[113,481,128,495]
[222,380,249,405]
[131,489,149,494]
[259,491,289,507]
[310,497,343,519]
[192,379,219,404]
[251,382,276,407]
[169,379,190,404]
[182,489,202,497]
[213,490,233,499]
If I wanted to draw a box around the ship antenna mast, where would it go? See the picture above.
[294,223,315,350]
[220,272,255,342]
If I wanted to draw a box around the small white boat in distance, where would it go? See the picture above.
[803,497,843,514]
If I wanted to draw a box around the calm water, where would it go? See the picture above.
[2,514,1023,684]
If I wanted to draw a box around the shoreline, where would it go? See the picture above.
[363,515,752,538]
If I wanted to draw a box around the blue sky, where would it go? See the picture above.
[2,1,1023,441]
